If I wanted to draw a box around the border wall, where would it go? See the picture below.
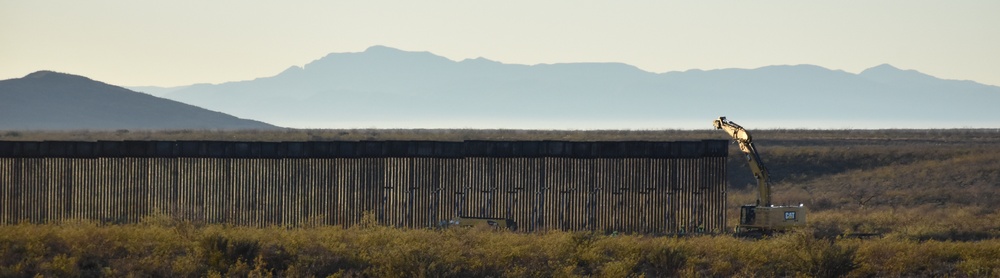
[0,140,727,234]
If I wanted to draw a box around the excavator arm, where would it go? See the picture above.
[713,116,771,207]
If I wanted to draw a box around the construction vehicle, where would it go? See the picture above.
[714,116,805,237]
[442,216,517,230]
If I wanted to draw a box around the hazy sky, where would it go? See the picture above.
[2,1,998,87]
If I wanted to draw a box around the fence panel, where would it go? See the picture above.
[0,140,727,233]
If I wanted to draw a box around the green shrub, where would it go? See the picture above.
[3,222,1000,277]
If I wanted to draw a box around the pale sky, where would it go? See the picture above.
[2,1,998,87]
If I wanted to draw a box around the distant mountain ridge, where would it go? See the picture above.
[0,71,278,130]
[142,46,1000,129]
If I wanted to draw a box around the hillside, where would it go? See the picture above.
[0,71,278,130]
[140,46,1000,129]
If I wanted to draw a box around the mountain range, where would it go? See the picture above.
[0,71,276,130]
[137,46,1000,129]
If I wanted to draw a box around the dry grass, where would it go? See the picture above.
[1,219,998,277]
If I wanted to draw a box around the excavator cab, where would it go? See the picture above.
[739,205,757,226]
[737,205,806,236]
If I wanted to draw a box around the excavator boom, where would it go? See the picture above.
[713,117,771,206]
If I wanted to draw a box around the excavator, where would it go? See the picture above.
[714,117,805,237]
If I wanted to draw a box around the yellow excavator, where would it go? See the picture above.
[714,116,805,237]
